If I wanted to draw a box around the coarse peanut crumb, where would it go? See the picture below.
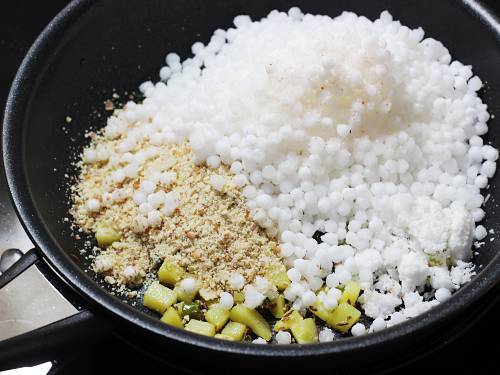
[71,133,282,299]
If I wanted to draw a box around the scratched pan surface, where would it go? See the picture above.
[3,0,500,372]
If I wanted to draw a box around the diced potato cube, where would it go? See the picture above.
[290,318,318,344]
[327,303,361,332]
[221,321,247,341]
[274,310,303,331]
[161,306,184,328]
[158,260,183,286]
[174,282,199,303]
[184,319,216,337]
[274,309,317,344]
[95,224,120,247]
[339,281,361,306]
[270,295,286,319]
[309,302,332,325]
[205,305,230,331]
[214,333,236,341]
[265,263,290,291]
[310,302,361,333]
[143,282,177,314]
[230,304,271,341]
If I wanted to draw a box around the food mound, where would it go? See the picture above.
[71,8,497,344]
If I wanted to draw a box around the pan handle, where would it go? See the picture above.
[0,248,112,370]
[0,248,39,288]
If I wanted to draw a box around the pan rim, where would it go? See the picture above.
[2,0,500,359]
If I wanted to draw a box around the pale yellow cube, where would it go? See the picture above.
[184,319,216,337]
[143,282,177,314]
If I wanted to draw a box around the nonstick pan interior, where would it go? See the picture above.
[3,0,500,368]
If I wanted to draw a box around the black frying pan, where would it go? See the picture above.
[1,0,500,372]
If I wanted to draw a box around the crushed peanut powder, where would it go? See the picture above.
[71,133,282,300]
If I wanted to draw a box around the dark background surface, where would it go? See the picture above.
[0,1,499,374]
